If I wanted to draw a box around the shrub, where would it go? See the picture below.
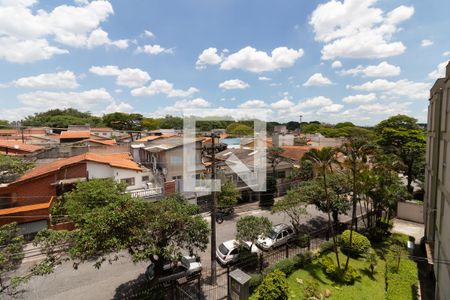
[303,279,321,299]
[251,269,289,300]
[340,230,371,257]
[319,240,335,254]
[320,256,361,285]
[292,251,314,268]
[249,273,263,292]
[275,258,297,276]
[367,220,393,242]
[365,248,378,275]
[295,234,310,248]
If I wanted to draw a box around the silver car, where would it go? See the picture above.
[256,223,295,250]
[146,255,202,282]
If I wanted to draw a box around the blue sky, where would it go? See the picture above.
[0,0,449,125]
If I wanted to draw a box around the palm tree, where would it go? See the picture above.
[339,137,373,270]
[304,147,341,269]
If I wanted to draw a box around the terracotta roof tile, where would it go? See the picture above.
[0,197,54,216]
[0,141,44,153]
[16,152,141,183]
[280,146,315,162]
[60,131,91,139]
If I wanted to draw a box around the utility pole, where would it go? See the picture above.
[209,132,218,285]
[299,115,303,134]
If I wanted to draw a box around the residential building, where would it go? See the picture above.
[0,152,162,234]
[59,131,91,143]
[273,125,288,134]
[272,133,294,146]
[90,127,114,138]
[424,61,450,300]
[0,141,44,156]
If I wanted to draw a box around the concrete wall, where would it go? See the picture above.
[397,201,424,223]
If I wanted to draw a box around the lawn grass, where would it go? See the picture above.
[287,251,386,300]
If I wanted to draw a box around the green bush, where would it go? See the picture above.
[320,256,361,285]
[340,230,371,257]
[303,279,321,299]
[249,273,263,292]
[292,251,314,268]
[251,269,289,300]
[295,234,310,248]
[367,220,393,242]
[275,258,297,276]
[319,240,335,254]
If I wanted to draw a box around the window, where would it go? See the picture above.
[276,233,283,240]
[142,176,149,182]
[287,228,293,235]
[282,231,288,238]
[102,132,107,136]
[120,178,135,186]
[230,248,238,255]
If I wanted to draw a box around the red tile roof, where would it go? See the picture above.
[15,152,141,183]
[86,138,117,146]
[0,197,54,216]
[90,127,113,132]
[280,146,315,162]
[0,141,44,153]
[60,131,91,139]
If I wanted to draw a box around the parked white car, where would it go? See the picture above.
[216,240,260,266]
[146,255,202,282]
[256,223,295,250]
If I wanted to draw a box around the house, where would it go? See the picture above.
[0,152,162,234]
[278,145,315,165]
[59,131,91,143]
[272,133,294,146]
[90,127,114,138]
[131,137,206,200]
[424,61,450,300]
[0,141,44,156]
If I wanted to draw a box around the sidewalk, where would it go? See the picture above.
[391,218,424,243]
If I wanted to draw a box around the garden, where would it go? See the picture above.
[249,232,419,300]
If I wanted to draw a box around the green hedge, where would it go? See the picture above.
[385,234,418,300]
[340,230,371,257]
[251,269,289,300]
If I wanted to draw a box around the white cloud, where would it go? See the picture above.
[136,44,173,55]
[310,0,414,59]
[270,99,295,110]
[218,79,249,90]
[0,0,127,62]
[340,61,401,77]
[421,39,433,47]
[89,65,151,88]
[239,100,267,109]
[219,46,304,73]
[342,93,377,103]
[350,79,430,99]
[103,101,134,114]
[196,47,222,69]
[428,61,448,80]
[17,88,113,111]
[303,73,333,87]
[143,30,155,38]
[342,101,411,119]
[86,28,129,49]
[131,80,199,98]
[331,61,342,69]
[2,70,79,89]
[258,76,271,81]
[442,51,450,57]
[0,37,68,63]
[298,96,333,108]
[318,103,343,113]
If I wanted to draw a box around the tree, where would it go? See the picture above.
[34,180,209,279]
[227,123,253,136]
[159,115,183,129]
[22,108,103,128]
[217,181,239,209]
[0,223,26,294]
[375,115,426,193]
[298,159,314,181]
[236,216,272,248]
[0,120,10,128]
[339,137,373,270]
[272,188,308,234]
[303,147,341,270]
[0,155,34,183]
[366,249,378,275]
[141,118,160,130]
[103,112,143,141]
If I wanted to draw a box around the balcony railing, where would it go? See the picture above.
[129,187,163,198]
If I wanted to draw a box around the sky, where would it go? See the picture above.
[0,0,449,126]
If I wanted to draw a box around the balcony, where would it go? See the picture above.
[129,187,163,199]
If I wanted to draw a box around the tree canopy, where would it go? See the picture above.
[217,181,239,208]
[22,109,103,128]
[34,180,209,278]
[0,155,34,183]
[236,216,272,247]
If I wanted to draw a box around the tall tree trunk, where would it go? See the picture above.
[323,168,341,270]
[345,162,357,271]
